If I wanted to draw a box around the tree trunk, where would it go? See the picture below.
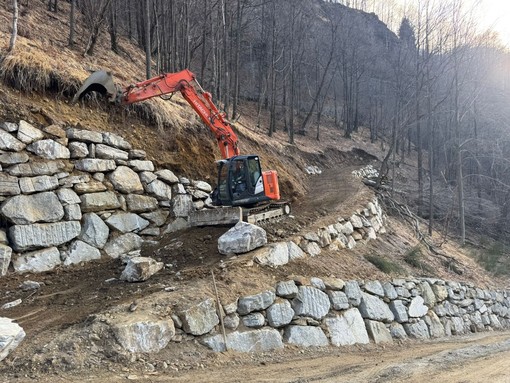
[8,0,18,52]
[84,0,113,56]
[68,0,76,47]
[109,0,119,53]
[144,0,151,79]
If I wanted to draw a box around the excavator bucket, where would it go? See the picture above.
[72,70,119,104]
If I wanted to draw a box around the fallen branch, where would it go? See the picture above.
[378,191,461,267]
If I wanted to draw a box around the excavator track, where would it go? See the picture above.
[190,203,291,227]
[244,202,291,224]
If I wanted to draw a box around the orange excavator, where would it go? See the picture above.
[73,69,290,223]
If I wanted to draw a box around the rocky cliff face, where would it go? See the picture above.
[0,120,213,275]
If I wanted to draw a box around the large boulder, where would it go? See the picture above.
[389,300,409,323]
[237,291,275,315]
[1,192,64,225]
[95,144,129,161]
[253,242,289,267]
[17,120,44,144]
[0,173,21,196]
[27,139,70,159]
[125,194,159,213]
[172,194,194,217]
[103,233,143,258]
[283,326,329,347]
[359,292,394,323]
[63,240,101,266]
[408,296,429,317]
[0,130,26,152]
[0,318,25,361]
[75,159,116,173]
[325,308,370,346]
[7,160,66,177]
[78,213,110,248]
[177,298,219,336]
[120,257,164,282]
[266,300,294,328]
[111,316,174,353]
[291,286,330,320]
[80,191,121,213]
[365,320,393,344]
[9,221,81,252]
[144,179,172,201]
[108,166,144,194]
[218,221,267,255]
[105,213,150,233]
[12,247,61,273]
[67,128,103,143]
[155,169,179,184]
[202,328,283,352]
[404,320,430,339]
[103,132,132,150]
[18,175,59,194]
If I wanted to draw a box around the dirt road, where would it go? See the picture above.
[143,332,510,383]
[11,331,508,383]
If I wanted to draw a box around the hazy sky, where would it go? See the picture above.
[478,0,510,46]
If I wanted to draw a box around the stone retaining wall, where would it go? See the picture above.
[0,120,213,275]
[252,197,386,267]
[184,277,509,352]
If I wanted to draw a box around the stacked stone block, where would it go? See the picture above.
[193,277,510,353]
[0,120,213,275]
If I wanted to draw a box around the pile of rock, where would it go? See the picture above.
[0,120,213,275]
[352,164,379,179]
[197,276,510,352]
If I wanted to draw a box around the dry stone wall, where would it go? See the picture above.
[0,120,214,276]
[193,277,510,353]
[102,276,510,355]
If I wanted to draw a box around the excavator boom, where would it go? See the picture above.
[74,69,239,160]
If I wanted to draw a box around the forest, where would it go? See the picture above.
[6,0,510,244]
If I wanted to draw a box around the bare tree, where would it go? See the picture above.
[8,0,19,52]
[68,0,76,47]
[83,0,113,56]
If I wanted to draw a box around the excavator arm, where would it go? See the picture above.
[74,69,240,159]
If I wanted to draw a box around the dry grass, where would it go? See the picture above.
[0,1,195,134]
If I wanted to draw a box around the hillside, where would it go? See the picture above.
[0,2,509,382]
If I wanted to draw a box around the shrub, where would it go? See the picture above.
[478,242,510,276]
[404,246,434,274]
[364,255,404,275]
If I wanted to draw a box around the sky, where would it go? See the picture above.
[478,0,510,46]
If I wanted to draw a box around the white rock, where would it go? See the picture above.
[408,296,429,317]
[108,166,144,194]
[106,213,150,233]
[0,317,26,361]
[63,240,101,266]
[17,120,44,144]
[27,139,70,159]
[218,221,267,255]
[111,316,174,353]
[13,247,61,273]
[104,233,143,259]
[325,308,370,346]
[0,245,12,276]
[120,256,164,282]
[283,325,329,347]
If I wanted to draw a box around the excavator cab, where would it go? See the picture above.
[213,155,279,207]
